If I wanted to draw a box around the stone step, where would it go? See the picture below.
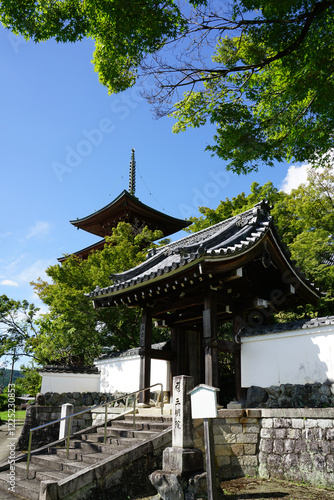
[95,427,157,439]
[80,433,139,446]
[23,456,88,477]
[105,420,172,431]
[0,471,40,500]
[49,446,117,464]
[31,453,63,470]
[16,462,70,482]
[57,458,91,474]
[70,439,129,454]
[81,451,114,464]
[124,414,172,423]
[0,414,172,499]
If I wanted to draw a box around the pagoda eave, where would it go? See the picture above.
[70,190,190,238]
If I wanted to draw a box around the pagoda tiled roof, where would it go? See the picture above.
[70,189,190,238]
[89,200,287,300]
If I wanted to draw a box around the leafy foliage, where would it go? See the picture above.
[1,1,334,172]
[184,181,284,233]
[0,368,22,389]
[0,295,39,364]
[15,363,42,397]
[31,223,168,366]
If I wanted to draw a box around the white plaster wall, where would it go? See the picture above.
[40,372,100,393]
[94,355,170,394]
[241,325,334,388]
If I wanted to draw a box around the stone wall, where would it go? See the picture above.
[194,409,260,480]
[259,408,334,488]
[17,404,92,451]
[246,382,334,408]
[194,408,334,489]
[39,391,126,407]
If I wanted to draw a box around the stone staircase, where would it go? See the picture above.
[0,413,172,500]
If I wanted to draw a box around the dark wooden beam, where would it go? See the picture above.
[233,316,247,403]
[217,339,240,353]
[203,292,219,389]
[149,348,176,361]
[139,307,152,405]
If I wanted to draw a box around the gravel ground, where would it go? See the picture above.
[134,477,334,499]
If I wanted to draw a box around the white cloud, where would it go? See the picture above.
[17,259,53,284]
[0,279,19,287]
[280,163,309,193]
[26,221,51,239]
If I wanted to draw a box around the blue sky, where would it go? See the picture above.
[0,23,308,366]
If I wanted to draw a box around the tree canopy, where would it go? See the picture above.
[0,295,39,363]
[1,0,334,173]
[30,223,168,366]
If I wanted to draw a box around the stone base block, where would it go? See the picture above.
[149,470,223,500]
[227,401,245,409]
[163,447,203,474]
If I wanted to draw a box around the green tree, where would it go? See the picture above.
[15,362,42,397]
[1,1,334,173]
[0,296,39,383]
[31,223,168,366]
[273,166,334,314]
[185,181,285,233]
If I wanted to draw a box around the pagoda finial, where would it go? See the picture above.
[129,148,136,195]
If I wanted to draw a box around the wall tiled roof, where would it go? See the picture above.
[39,365,99,374]
[239,316,334,338]
[96,341,170,360]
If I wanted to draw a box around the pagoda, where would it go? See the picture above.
[59,149,190,261]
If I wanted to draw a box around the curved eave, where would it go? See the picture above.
[266,227,321,303]
[70,190,190,238]
[58,239,106,262]
[89,228,321,308]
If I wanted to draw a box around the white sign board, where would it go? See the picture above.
[188,384,220,419]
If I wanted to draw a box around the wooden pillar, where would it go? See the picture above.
[170,327,178,401]
[139,307,152,405]
[203,292,219,388]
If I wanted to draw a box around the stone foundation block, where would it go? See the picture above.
[261,418,273,428]
[286,428,301,439]
[230,444,244,456]
[273,418,291,428]
[162,447,203,474]
[215,444,231,456]
[292,418,304,429]
[237,433,259,444]
[318,419,333,429]
[214,432,237,444]
[149,471,222,500]
[274,428,287,439]
[243,444,257,455]
[244,424,260,434]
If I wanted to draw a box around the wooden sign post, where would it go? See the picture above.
[189,384,220,500]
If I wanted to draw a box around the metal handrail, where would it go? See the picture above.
[26,383,164,479]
